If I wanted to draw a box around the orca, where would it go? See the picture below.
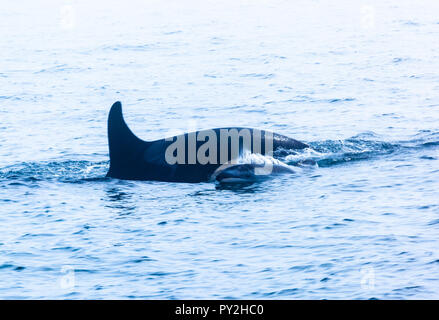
[211,163,296,183]
[106,101,308,183]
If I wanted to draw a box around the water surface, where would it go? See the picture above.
[0,0,439,299]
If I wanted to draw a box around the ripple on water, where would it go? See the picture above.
[1,0,439,299]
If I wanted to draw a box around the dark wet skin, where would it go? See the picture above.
[106,102,308,183]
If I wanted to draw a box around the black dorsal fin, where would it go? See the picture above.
[106,101,148,178]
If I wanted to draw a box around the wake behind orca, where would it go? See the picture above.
[106,101,308,183]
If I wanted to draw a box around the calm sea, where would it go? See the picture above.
[0,0,438,299]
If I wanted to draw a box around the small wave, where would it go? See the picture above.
[34,64,85,74]
[284,97,356,104]
[0,160,109,184]
[277,147,321,166]
[286,131,439,168]
[328,98,356,103]
[400,20,421,26]
[282,137,397,168]
[240,73,275,79]
[100,43,157,52]
[402,131,439,148]
[0,95,21,101]
[0,263,26,271]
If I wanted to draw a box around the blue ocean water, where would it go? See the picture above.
[0,0,439,299]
